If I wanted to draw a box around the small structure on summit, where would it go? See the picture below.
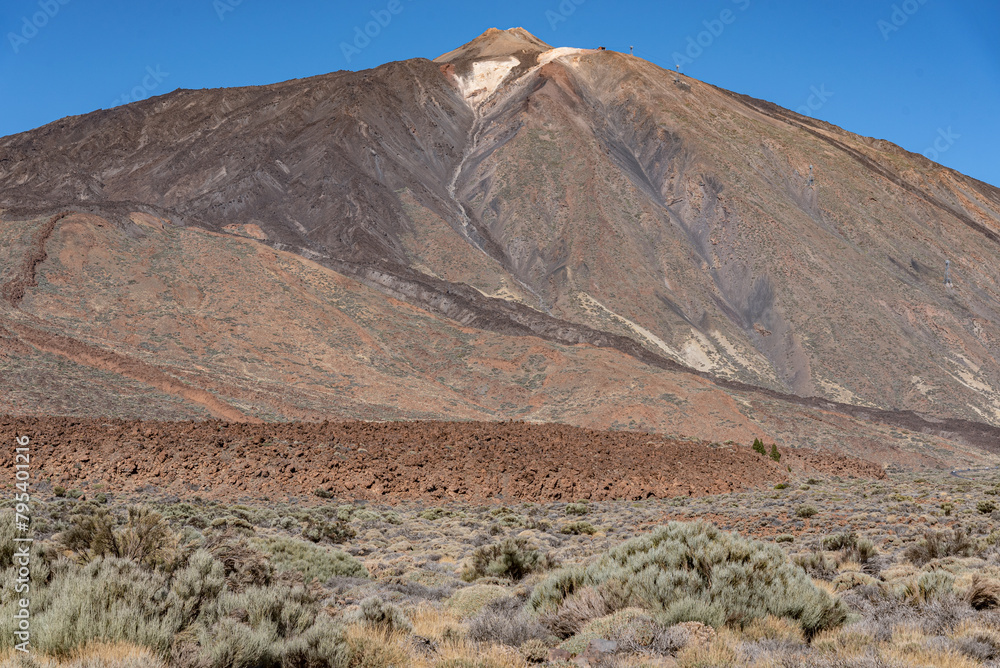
[945,260,953,288]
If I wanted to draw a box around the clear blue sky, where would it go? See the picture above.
[2,0,998,187]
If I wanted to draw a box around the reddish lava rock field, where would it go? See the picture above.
[1,418,884,503]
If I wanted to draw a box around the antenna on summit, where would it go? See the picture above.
[945,259,953,288]
[630,45,634,56]
[808,165,815,188]
[674,65,680,83]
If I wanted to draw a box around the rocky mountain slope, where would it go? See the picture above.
[2,28,1000,467]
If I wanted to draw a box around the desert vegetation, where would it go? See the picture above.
[2,468,1000,666]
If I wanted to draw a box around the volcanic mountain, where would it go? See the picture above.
[2,28,1000,468]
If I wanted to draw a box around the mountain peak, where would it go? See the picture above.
[434,27,553,65]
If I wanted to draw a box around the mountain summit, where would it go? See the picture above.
[434,27,553,65]
[2,29,1000,460]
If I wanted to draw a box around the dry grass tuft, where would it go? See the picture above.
[967,575,1000,610]
[0,643,167,667]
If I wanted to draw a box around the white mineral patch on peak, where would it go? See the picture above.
[538,47,591,67]
[458,57,520,107]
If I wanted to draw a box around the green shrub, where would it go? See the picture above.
[256,536,367,583]
[462,538,555,582]
[752,438,766,456]
[196,583,348,667]
[348,596,413,633]
[793,551,838,580]
[313,488,333,499]
[1,556,184,657]
[775,535,795,543]
[941,502,955,516]
[301,517,355,544]
[54,486,66,498]
[560,521,597,536]
[769,444,781,462]
[795,505,818,518]
[528,522,846,637]
[822,532,877,563]
[978,500,997,515]
[774,483,789,490]
[210,515,255,534]
[419,507,451,521]
[565,503,589,516]
[170,549,226,626]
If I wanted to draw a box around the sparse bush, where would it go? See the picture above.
[753,438,766,456]
[462,537,555,582]
[540,587,611,639]
[5,556,183,657]
[170,549,226,626]
[941,502,955,516]
[468,596,547,647]
[528,522,847,637]
[257,536,367,583]
[565,503,589,516]
[206,532,274,590]
[978,500,997,515]
[906,571,955,603]
[419,507,451,521]
[301,517,355,544]
[348,596,413,634]
[53,486,66,497]
[60,506,174,568]
[775,534,794,543]
[774,483,789,490]
[796,505,818,518]
[196,584,348,667]
[822,532,877,564]
[905,527,978,566]
[313,488,333,499]
[793,551,839,580]
[560,521,596,535]
[209,515,255,534]
[611,612,689,656]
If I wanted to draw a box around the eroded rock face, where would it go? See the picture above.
[2,28,1000,438]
